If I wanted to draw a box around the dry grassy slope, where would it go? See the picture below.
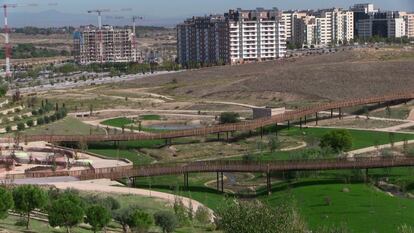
[119,48,414,104]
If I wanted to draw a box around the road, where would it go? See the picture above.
[15,70,181,95]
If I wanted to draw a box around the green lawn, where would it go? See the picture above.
[101,117,133,128]
[264,180,414,233]
[140,114,161,121]
[24,116,106,136]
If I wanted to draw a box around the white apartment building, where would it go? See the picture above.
[314,9,354,46]
[399,12,414,38]
[282,11,308,43]
[388,17,406,38]
[226,8,286,64]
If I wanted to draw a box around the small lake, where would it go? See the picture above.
[147,123,202,131]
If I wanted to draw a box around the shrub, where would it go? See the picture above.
[44,116,50,124]
[13,116,21,122]
[127,209,154,233]
[36,117,45,125]
[154,211,178,233]
[50,114,57,122]
[219,112,240,124]
[14,108,21,113]
[31,110,38,116]
[0,187,13,219]
[195,206,211,224]
[5,125,11,133]
[26,120,34,127]
[2,118,9,124]
[17,122,25,131]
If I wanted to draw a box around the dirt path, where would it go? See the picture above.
[51,179,214,218]
[408,109,414,121]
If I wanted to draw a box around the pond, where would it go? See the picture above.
[146,123,202,131]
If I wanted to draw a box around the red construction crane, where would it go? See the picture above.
[1,3,55,79]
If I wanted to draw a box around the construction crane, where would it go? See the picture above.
[88,9,110,63]
[87,9,110,29]
[132,16,143,62]
[2,4,17,79]
[1,3,46,80]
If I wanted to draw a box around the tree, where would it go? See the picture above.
[320,130,352,152]
[85,205,111,233]
[5,125,11,133]
[13,185,47,229]
[17,122,25,131]
[268,136,281,152]
[26,119,34,127]
[0,187,13,219]
[216,200,306,233]
[127,209,154,233]
[113,207,132,233]
[154,211,178,233]
[48,192,84,233]
[219,112,240,124]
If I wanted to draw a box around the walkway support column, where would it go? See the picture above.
[260,127,263,139]
[216,172,219,191]
[330,109,333,118]
[315,112,319,125]
[287,120,290,130]
[304,116,307,125]
[221,172,224,193]
[299,118,302,129]
[267,172,271,195]
[275,123,278,136]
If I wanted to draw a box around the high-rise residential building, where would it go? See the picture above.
[282,11,307,43]
[176,15,229,67]
[399,12,414,38]
[312,8,354,46]
[294,15,316,46]
[176,8,287,66]
[226,8,286,64]
[73,26,137,65]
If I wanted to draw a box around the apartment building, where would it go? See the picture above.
[176,16,229,66]
[176,8,287,66]
[399,12,414,38]
[73,26,136,64]
[313,9,354,46]
[226,8,286,64]
[293,15,316,46]
[350,3,378,36]
[282,11,307,42]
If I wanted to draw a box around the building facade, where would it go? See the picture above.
[177,16,229,67]
[73,26,137,65]
[176,8,287,66]
[356,11,407,38]
[226,8,286,64]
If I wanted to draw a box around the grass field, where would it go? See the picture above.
[101,117,134,128]
[264,180,414,233]
[24,117,106,136]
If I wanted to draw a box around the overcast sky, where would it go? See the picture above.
[0,0,413,27]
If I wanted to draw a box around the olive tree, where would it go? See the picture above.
[154,211,178,233]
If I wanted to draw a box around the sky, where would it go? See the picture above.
[1,0,414,27]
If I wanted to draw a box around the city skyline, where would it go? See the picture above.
[0,0,413,27]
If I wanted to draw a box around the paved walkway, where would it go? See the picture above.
[50,179,213,218]
[347,140,414,157]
